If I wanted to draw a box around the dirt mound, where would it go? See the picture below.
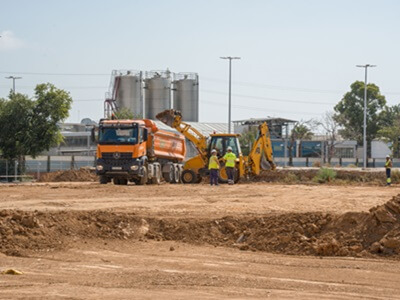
[38,168,97,182]
[1,194,400,258]
[251,169,387,185]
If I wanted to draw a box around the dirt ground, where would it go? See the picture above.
[1,182,400,299]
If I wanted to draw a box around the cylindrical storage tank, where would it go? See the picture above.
[114,71,143,118]
[172,73,199,122]
[144,71,172,120]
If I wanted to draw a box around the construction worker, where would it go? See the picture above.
[385,155,392,186]
[209,149,220,186]
[223,146,237,185]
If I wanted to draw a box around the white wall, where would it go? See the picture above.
[371,140,391,158]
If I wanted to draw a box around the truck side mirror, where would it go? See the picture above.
[91,127,96,143]
[143,128,148,141]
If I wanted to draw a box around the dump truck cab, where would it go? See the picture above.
[96,120,149,184]
[95,119,186,185]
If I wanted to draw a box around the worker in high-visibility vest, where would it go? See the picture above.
[223,146,237,185]
[209,149,220,186]
[385,155,392,186]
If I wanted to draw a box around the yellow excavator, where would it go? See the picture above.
[156,109,276,184]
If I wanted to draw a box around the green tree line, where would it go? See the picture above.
[0,83,72,172]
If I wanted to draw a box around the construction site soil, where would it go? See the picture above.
[1,177,400,299]
[37,167,397,185]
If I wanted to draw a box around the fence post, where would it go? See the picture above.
[373,158,375,168]
[339,157,342,166]
[37,162,41,180]
[14,161,18,182]
[5,160,8,182]
[306,157,309,167]
[71,155,75,170]
[47,156,51,172]
[356,158,359,167]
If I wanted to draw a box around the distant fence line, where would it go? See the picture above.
[0,156,398,180]
[0,156,96,180]
[275,157,400,168]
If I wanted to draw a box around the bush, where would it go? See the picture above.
[283,172,299,183]
[312,168,337,183]
[312,161,321,167]
[391,170,400,184]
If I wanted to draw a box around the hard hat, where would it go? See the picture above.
[386,155,390,158]
[227,146,232,151]
[211,149,217,154]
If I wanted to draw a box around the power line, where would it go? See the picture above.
[201,89,336,105]
[73,99,103,102]
[0,71,110,76]
[201,100,323,116]
[0,84,107,89]
[2,71,399,95]
[201,76,344,94]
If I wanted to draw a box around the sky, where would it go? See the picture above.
[0,0,399,125]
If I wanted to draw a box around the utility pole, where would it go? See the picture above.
[220,56,240,133]
[356,64,376,169]
[5,76,22,94]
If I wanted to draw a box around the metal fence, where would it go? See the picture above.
[0,156,96,182]
[275,157,400,168]
[0,155,397,182]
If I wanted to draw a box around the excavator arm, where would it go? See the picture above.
[156,110,209,158]
[248,122,276,175]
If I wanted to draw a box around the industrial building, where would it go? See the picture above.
[104,69,199,122]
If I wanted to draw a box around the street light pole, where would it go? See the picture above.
[220,56,240,133]
[356,64,376,169]
[5,76,22,94]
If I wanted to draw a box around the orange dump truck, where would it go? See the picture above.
[95,119,186,185]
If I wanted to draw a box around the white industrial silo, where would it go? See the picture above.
[144,70,172,120]
[114,70,143,118]
[172,73,199,122]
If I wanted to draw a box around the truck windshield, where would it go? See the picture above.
[99,127,138,144]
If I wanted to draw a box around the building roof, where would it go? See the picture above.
[233,117,297,124]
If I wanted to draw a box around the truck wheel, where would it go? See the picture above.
[119,178,128,185]
[163,167,174,183]
[181,169,197,184]
[113,178,121,185]
[99,176,108,184]
[173,164,180,184]
[137,167,148,185]
[151,165,161,185]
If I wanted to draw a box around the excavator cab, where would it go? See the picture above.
[208,135,241,158]
[208,134,242,183]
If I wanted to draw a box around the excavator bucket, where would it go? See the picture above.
[156,109,182,127]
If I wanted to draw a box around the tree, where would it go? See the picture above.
[114,107,142,119]
[378,104,400,158]
[238,126,258,156]
[287,121,314,166]
[334,81,386,148]
[0,84,72,165]
[315,111,340,163]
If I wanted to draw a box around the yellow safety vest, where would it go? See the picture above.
[208,155,219,169]
[385,160,392,169]
[223,152,236,168]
